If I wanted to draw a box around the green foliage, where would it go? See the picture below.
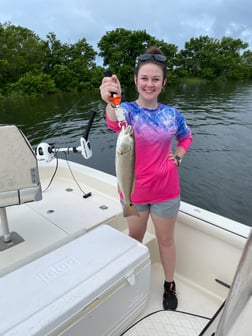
[51,65,77,91]
[0,24,98,95]
[43,33,97,91]
[241,50,252,78]
[98,28,178,86]
[0,22,251,97]
[178,35,249,80]
[7,72,57,95]
[98,28,154,85]
[0,22,47,90]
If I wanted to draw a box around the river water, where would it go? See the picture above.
[0,81,251,226]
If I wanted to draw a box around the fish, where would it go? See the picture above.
[115,125,139,217]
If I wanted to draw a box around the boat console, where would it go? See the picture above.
[0,124,42,250]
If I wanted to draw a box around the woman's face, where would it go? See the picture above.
[134,63,166,106]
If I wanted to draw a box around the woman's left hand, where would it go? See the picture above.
[169,152,183,167]
[168,153,177,165]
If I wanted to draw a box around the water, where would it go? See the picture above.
[163,82,252,227]
[0,81,251,226]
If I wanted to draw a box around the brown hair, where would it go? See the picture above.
[135,46,167,82]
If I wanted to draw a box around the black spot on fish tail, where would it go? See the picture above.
[123,204,140,217]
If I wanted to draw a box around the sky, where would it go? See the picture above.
[1,0,251,59]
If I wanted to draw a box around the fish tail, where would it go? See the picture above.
[123,203,140,217]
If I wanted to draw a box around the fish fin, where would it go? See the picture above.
[123,203,140,217]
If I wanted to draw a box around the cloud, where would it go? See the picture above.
[0,0,251,51]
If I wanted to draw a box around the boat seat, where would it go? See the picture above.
[0,124,42,249]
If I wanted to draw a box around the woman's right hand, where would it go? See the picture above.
[99,74,122,104]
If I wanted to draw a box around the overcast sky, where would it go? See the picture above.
[1,0,251,56]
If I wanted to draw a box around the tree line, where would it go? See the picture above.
[0,23,252,96]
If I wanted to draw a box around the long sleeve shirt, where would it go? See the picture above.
[106,101,193,204]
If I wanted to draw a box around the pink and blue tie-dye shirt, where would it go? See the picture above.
[106,102,192,204]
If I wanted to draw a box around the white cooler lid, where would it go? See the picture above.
[0,225,149,336]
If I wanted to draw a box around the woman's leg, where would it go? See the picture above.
[127,211,149,242]
[151,213,177,282]
[151,213,178,310]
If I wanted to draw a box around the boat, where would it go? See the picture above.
[0,124,251,336]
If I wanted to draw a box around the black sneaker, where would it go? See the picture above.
[163,280,178,310]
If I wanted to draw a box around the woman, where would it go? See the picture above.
[99,47,192,310]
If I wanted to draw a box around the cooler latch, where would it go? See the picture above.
[126,271,136,286]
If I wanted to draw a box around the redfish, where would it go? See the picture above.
[115,125,139,217]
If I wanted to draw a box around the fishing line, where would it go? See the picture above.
[38,95,85,145]
[41,151,59,192]
[63,151,92,198]
[41,150,91,198]
[37,97,95,197]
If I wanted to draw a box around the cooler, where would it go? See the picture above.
[0,225,151,336]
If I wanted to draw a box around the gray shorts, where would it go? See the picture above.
[121,197,180,218]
